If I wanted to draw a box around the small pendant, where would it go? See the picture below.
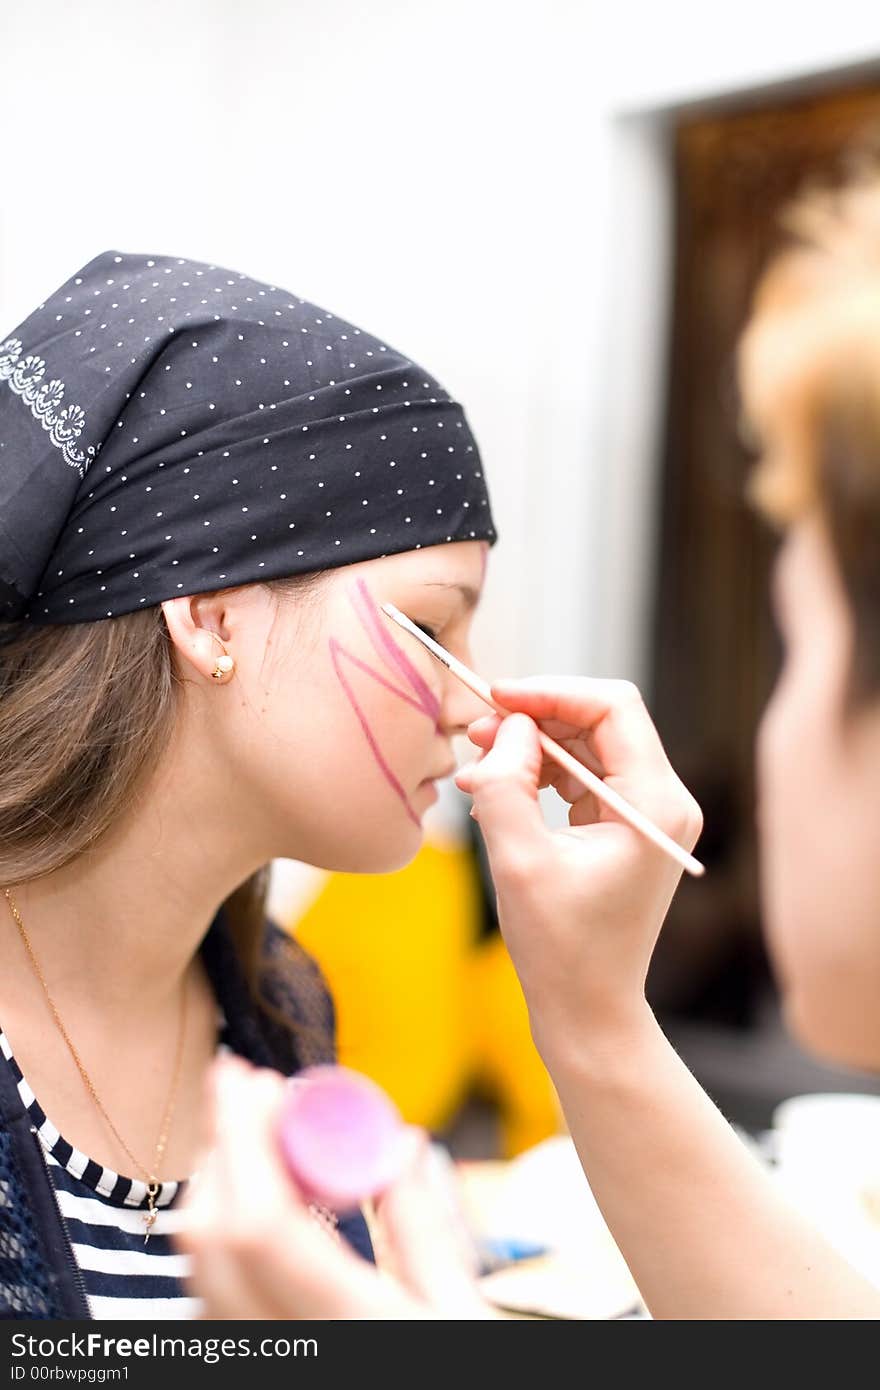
[143,1182,160,1245]
[143,1200,158,1245]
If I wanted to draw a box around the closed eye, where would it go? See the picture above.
[415,622,439,641]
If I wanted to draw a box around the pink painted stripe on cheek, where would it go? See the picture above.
[328,637,421,828]
[351,577,441,724]
[334,645,426,716]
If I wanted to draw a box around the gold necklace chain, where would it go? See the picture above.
[3,886,188,1244]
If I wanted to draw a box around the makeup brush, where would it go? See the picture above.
[381,602,705,878]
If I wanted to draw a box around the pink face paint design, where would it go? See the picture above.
[328,636,421,825]
[327,578,443,826]
[349,577,441,726]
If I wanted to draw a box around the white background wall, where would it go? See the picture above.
[0,0,610,686]
[2,2,878,847]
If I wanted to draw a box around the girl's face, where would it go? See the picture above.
[756,516,880,1069]
[211,540,489,873]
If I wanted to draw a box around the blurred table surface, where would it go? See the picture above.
[452,1104,880,1320]
[454,1143,646,1320]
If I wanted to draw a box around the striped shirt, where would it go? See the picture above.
[0,1022,232,1320]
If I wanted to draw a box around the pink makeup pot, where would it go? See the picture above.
[277,1064,409,1213]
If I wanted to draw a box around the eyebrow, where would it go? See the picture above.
[420,581,482,611]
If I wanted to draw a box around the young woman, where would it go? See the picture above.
[181,175,880,1319]
[0,251,495,1319]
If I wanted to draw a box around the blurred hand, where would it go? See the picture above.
[177,1054,494,1320]
[455,676,703,1066]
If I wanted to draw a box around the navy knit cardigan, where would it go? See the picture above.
[0,909,373,1318]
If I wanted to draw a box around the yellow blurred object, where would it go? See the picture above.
[289,841,560,1156]
[293,841,478,1131]
[467,933,562,1157]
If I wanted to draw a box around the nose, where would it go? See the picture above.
[440,677,490,735]
[437,637,490,734]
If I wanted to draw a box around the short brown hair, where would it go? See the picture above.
[739,174,880,705]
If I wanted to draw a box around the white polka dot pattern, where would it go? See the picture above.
[0,250,496,624]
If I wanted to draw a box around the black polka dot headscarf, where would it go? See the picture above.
[0,250,497,625]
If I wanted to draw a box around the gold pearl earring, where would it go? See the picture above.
[209,632,235,681]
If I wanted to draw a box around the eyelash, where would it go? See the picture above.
[415,622,439,641]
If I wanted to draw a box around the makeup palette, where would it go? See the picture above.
[277,1064,409,1213]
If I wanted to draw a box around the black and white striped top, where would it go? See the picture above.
[0,1021,232,1320]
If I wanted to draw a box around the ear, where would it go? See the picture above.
[161,594,234,684]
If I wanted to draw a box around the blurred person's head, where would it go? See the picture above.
[739,175,880,1069]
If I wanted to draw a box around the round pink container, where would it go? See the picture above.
[277,1065,408,1213]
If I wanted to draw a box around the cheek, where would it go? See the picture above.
[758,682,880,1067]
[756,673,834,992]
[249,685,430,873]
[756,648,843,860]
[756,677,811,887]
[780,923,880,1070]
[305,641,439,813]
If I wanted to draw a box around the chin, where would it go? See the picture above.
[368,838,424,874]
[297,821,424,875]
[781,991,880,1074]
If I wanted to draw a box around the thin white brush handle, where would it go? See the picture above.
[381,602,705,878]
